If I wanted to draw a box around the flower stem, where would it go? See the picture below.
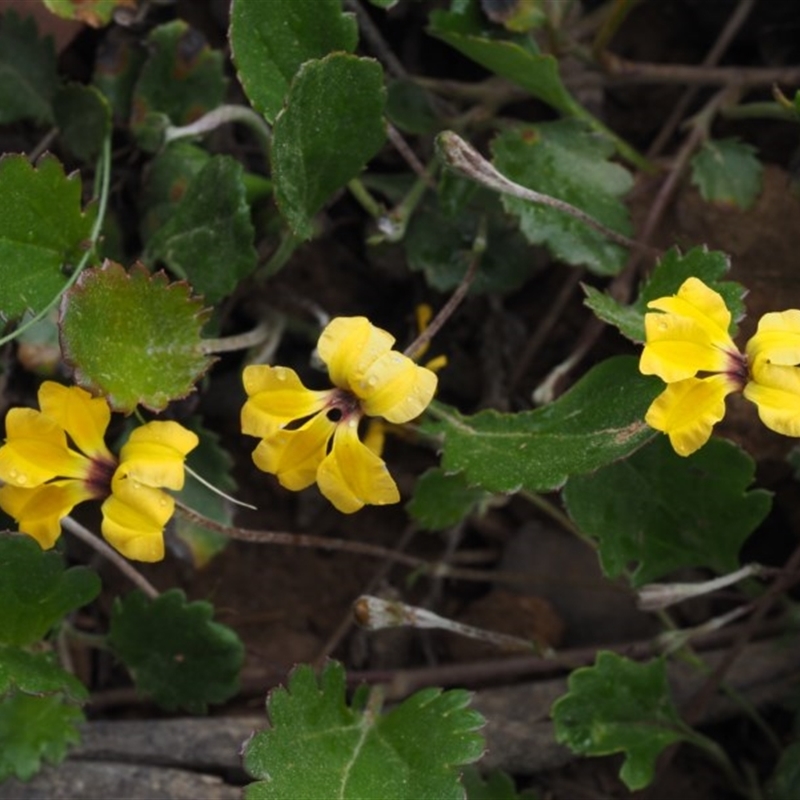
[62,516,160,599]
[200,320,276,354]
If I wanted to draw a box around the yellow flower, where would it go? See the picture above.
[0,382,198,561]
[241,316,438,513]
[640,278,800,455]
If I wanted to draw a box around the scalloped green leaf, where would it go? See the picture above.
[230,0,358,124]
[244,661,485,800]
[563,436,771,587]
[131,20,227,149]
[59,261,212,413]
[0,646,88,703]
[143,156,258,303]
[552,652,689,791]
[54,84,112,163]
[43,0,135,27]
[108,589,244,713]
[272,53,386,239]
[584,247,746,343]
[0,10,58,125]
[461,766,537,800]
[0,692,84,782]
[0,154,96,321]
[491,121,633,275]
[407,468,491,531]
[0,534,101,648]
[426,356,661,494]
[690,138,763,210]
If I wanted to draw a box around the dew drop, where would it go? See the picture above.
[275,368,287,381]
[16,473,27,485]
[159,496,169,507]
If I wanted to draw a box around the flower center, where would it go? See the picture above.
[84,455,118,500]
[325,388,363,424]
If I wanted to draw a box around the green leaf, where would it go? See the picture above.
[584,246,746,343]
[0,692,84,782]
[138,142,212,241]
[461,766,537,799]
[144,156,258,303]
[428,7,578,115]
[59,261,212,413]
[131,20,227,148]
[0,10,58,125]
[92,31,147,122]
[552,652,688,791]
[43,0,134,27]
[386,80,439,135]
[407,468,491,531]
[53,84,112,163]
[272,53,386,239]
[405,191,542,292]
[491,121,633,274]
[0,646,88,703]
[564,437,771,587]
[244,661,485,799]
[173,419,236,568]
[426,356,661,494]
[0,154,96,321]
[690,138,763,210]
[0,534,101,647]
[768,741,800,800]
[108,589,244,713]
[230,0,358,124]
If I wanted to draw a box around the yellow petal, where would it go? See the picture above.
[316,420,400,513]
[644,374,737,456]
[746,310,800,368]
[362,418,386,456]
[37,381,114,461]
[353,351,438,423]
[0,408,90,486]
[100,472,172,562]
[647,276,732,335]
[241,365,329,439]
[251,412,335,491]
[743,360,800,437]
[640,312,739,382]
[317,317,395,390]
[0,480,92,549]
[118,421,199,490]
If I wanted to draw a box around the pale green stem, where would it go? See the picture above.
[164,104,271,161]
[200,320,275,354]
[347,177,384,219]
[0,134,113,348]
[374,174,430,244]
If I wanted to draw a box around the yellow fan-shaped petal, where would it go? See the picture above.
[316,421,400,513]
[354,351,438,423]
[640,312,740,383]
[251,412,336,491]
[743,361,800,437]
[0,480,93,549]
[38,381,114,461]
[317,317,395,390]
[241,365,329,439]
[100,473,172,562]
[118,421,198,490]
[746,310,800,368]
[0,408,91,487]
[647,277,733,338]
[645,374,738,456]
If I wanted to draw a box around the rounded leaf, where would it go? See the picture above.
[59,261,212,413]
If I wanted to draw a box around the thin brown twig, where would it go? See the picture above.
[174,500,525,584]
[603,54,800,88]
[648,0,757,157]
[62,516,160,600]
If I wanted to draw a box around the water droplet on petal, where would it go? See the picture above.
[275,368,287,381]
[159,496,169,507]
[16,473,27,485]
